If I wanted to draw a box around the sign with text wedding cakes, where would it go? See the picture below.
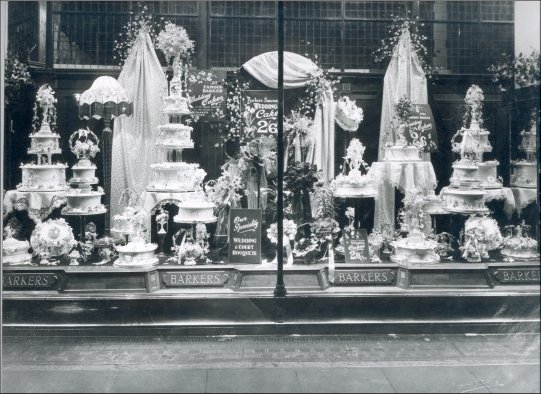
[242,90,278,135]
[405,103,438,152]
[228,208,262,264]
[188,70,227,120]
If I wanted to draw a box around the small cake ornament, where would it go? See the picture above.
[33,84,58,135]
[332,139,376,197]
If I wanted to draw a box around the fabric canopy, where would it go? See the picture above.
[242,51,335,180]
[111,32,167,223]
[374,31,433,233]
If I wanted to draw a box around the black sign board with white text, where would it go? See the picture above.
[228,208,262,264]
[405,103,438,152]
[242,90,278,135]
[343,229,370,264]
[188,69,226,120]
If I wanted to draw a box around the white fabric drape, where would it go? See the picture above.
[111,32,167,222]
[374,31,432,234]
[242,51,336,180]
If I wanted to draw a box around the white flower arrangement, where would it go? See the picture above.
[335,96,364,132]
[36,84,57,108]
[69,128,100,160]
[266,220,298,244]
[156,22,194,61]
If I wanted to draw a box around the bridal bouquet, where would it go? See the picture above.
[69,128,100,160]
[266,220,298,245]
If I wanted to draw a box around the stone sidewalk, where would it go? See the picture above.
[2,333,540,392]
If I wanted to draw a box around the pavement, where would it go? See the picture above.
[1,332,540,393]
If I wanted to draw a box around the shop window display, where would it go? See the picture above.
[2,1,539,301]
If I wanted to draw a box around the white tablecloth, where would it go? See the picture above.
[370,161,437,232]
[3,189,67,223]
[511,187,538,215]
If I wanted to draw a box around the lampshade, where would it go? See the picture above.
[78,76,133,120]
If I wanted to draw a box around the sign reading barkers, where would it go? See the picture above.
[229,208,262,264]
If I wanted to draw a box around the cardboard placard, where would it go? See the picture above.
[343,229,370,264]
[188,69,226,120]
[406,103,438,152]
[228,208,262,264]
[242,90,278,135]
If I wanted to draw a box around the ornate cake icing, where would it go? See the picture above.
[511,114,537,189]
[332,138,376,197]
[147,162,206,192]
[156,123,194,149]
[501,223,540,261]
[173,201,217,224]
[114,237,159,267]
[442,187,488,214]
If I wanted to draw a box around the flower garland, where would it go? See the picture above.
[113,2,164,66]
[223,76,252,144]
[489,50,540,92]
[372,13,438,80]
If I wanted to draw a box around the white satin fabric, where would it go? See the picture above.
[242,51,336,180]
[111,32,167,222]
[511,187,537,215]
[374,31,433,233]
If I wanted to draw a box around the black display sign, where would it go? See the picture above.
[161,271,230,287]
[334,269,396,285]
[188,69,226,120]
[493,268,540,284]
[228,208,262,264]
[242,90,278,135]
[343,229,370,264]
[406,103,438,152]
[3,273,58,289]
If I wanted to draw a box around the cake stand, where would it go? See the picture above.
[61,207,107,243]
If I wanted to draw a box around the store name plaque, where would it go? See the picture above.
[493,268,540,284]
[3,273,58,289]
[162,271,230,287]
[334,270,396,285]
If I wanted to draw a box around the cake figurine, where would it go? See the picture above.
[511,112,538,189]
[62,128,106,215]
[18,84,68,192]
[2,220,32,265]
[382,96,422,162]
[459,215,503,263]
[332,138,377,197]
[335,96,364,132]
[501,222,540,261]
[390,189,440,264]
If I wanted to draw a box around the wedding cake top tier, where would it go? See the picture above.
[156,123,194,149]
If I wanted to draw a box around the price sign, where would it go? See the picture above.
[188,70,226,120]
[228,208,262,264]
[343,229,370,264]
[406,104,438,152]
[242,90,278,135]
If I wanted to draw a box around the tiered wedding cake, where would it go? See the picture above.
[62,128,106,215]
[332,138,376,197]
[17,84,68,192]
[443,85,493,214]
[511,113,538,188]
[382,97,422,162]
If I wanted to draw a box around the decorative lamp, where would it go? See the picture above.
[77,76,133,232]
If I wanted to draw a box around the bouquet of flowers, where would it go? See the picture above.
[5,54,32,107]
[32,84,57,132]
[489,50,540,91]
[69,128,100,160]
[156,22,194,61]
[463,84,485,126]
[266,220,298,245]
[293,236,320,263]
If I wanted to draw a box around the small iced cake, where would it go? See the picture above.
[511,160,537,188]
[442,187,488,214]
[2,237,32,265]
[69,160,98,185]
[162,95,190,116]
[18,163,68,191]
[332,169,377,198]
[502,236,540,261]
[28,131,62,155]
[174,201,217,224]
[147,162,206,192]
[114,238,158,268]
[62,187,106,215]
[383,145,421,162]
[156,123,194,149]
[390,230,440,264]
[477,160,502,189]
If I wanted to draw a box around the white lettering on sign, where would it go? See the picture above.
[233,216,259,233]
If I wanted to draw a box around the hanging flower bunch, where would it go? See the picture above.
[284,110,314,161]
[311,181,336,220]
[463,85,485,127]
[204,159,245,210]
[113,2,165,66]
[489,50,540,92]
[223,76,252,143]
[373,13,438,80]
[237,136,277,178]
[32,84,57,132]
[156,21,194,62]
[266,220,298,244]
[5,53,32,107]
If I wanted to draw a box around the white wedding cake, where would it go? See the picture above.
[511,115,538,188]
[62,128,106,215]
[382,97,422,162]
[501,222,540,261]
[332,138,376,197]
[173,200,216,224]
[18,85,68,192]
